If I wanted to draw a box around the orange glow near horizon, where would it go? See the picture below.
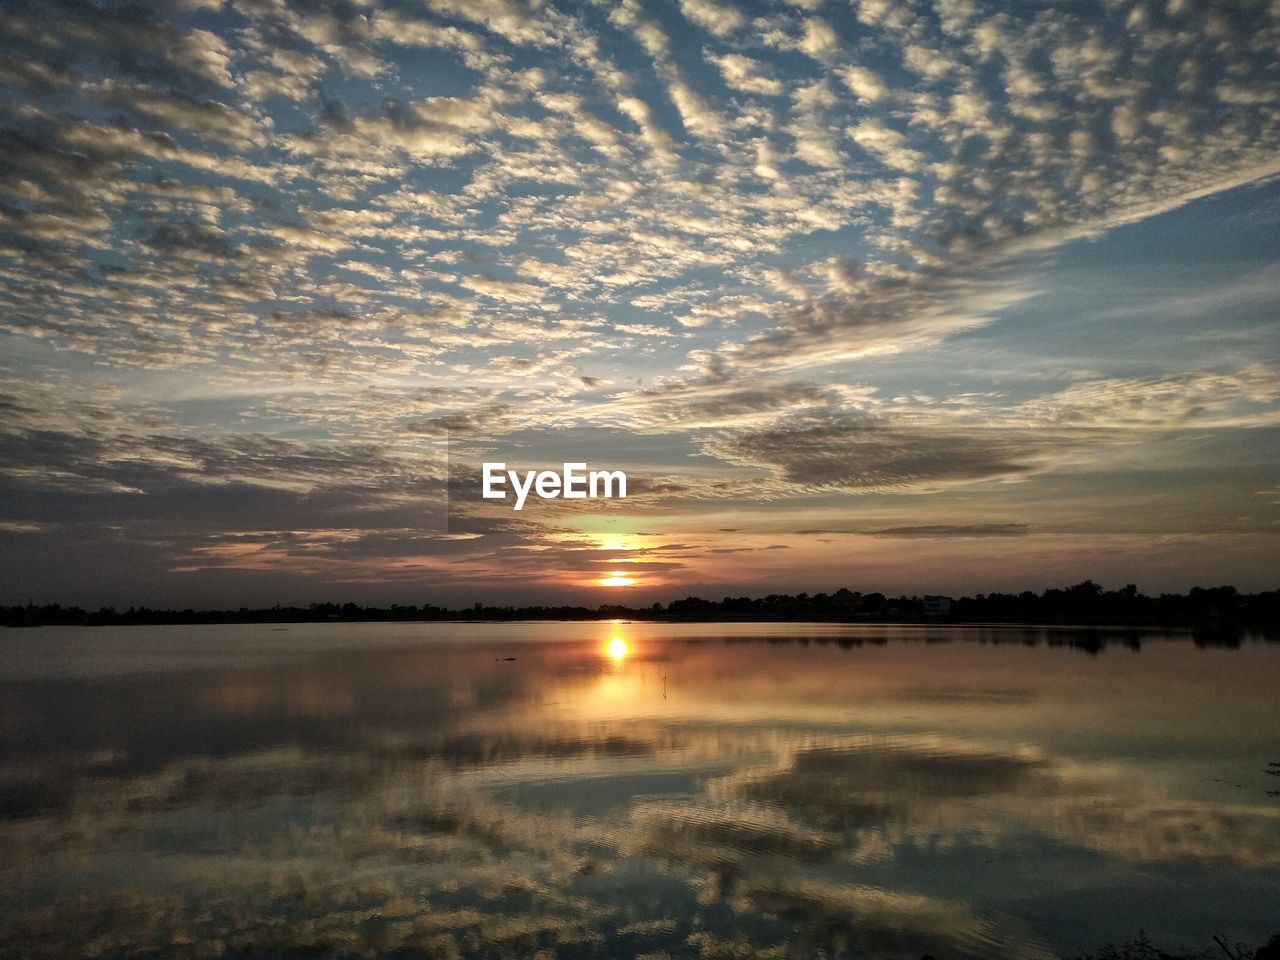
[597,570,636,587]
[595,534,636,552]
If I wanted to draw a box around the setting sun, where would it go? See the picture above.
[606,636,629,661]
[598,571,636,587]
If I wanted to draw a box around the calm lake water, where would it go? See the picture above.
[1,622,1278,959]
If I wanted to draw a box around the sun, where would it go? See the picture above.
[606,635,629,661]
[598,571,636,587]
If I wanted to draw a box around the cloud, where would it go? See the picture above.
[678,0,743,37]
[611,4,727,142]
[723,269,1038,373]
[867,523,1031,538]
[798,17,839,60]
[847,118,926,171]
[423,0,555,47]
[594,380,834,431]
[405,403,522,437]
[783,80,846,169]
[1017,366,1280,429]
[289,93,502,161]
[706,53,783,96]
[143,221,239,262]
[837,65,888,103]
[705,413,1060,492]
[0,0,235,90]
[459,275,548,304]
[87,80,268,148]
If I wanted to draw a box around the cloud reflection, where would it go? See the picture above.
[1,624,1278,956]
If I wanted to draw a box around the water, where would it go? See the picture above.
[1,622,1277,959]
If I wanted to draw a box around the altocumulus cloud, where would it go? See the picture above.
[0,0,1278,600]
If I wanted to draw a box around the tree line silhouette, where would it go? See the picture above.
[3,581,1277,629]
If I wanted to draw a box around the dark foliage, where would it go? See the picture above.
[1065,931,1280,960]
[3,581,1278,633]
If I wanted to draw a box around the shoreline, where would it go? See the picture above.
[3,613,1275,634]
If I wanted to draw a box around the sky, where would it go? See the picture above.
[0,0,1278,608]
